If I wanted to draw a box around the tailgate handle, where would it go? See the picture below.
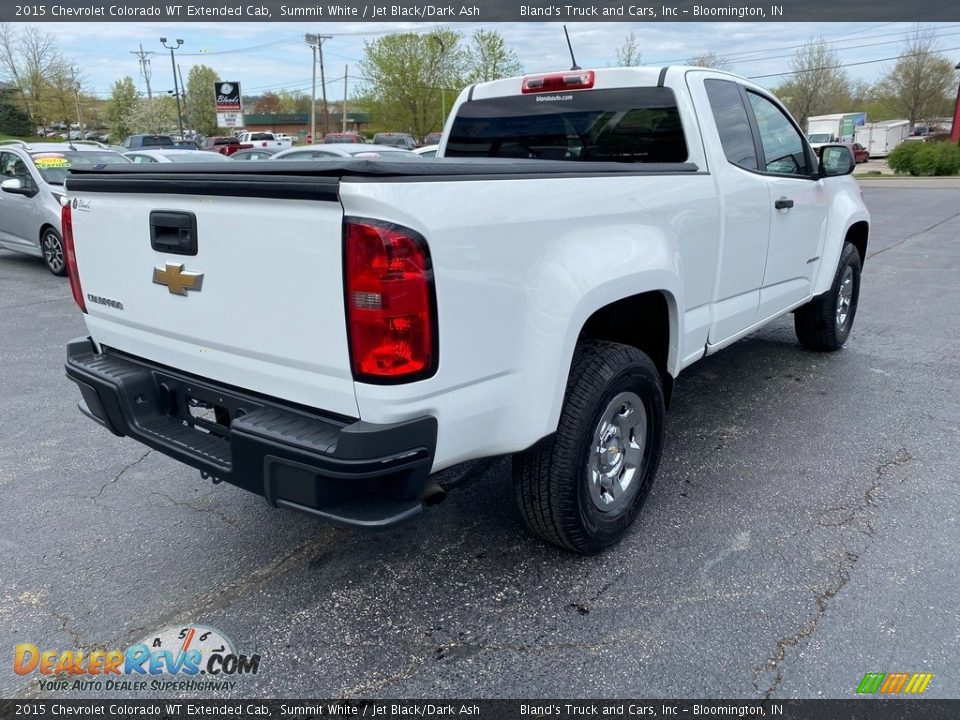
[150,211,198,256]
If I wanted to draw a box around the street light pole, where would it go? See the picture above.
[160,37,185,139]
[305,34,318,142]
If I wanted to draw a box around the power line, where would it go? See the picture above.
[747,44,960,78]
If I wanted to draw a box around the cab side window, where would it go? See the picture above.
[704,79,758,171]
[746,92,809,176]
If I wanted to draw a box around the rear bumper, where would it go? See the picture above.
[65,337,437,528]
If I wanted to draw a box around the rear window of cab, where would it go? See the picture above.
[445,87,688,163]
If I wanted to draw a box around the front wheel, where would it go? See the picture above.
[794,241,861,351]
[41,228,67,276]
[513,341,665,553]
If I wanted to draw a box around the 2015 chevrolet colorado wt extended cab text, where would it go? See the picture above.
[63,67,869,553]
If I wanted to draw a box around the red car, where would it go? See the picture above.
[851,142,869,164]
[201,136,251,156]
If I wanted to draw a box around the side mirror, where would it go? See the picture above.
[818,144,855,177]
[0,177,33,196]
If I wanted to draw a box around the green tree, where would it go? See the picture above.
[359,29,464,139]
[772,38,850,127]
[107,76,138,141]
[0,23,61,123]
[125,96,176,135]
[874,26,956,127]
[0,91,32,135]
[185,64,218,135]
[464,29,522,83]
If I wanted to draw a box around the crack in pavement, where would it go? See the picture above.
[752,447,914,698]
[868,209,960,260]
[0,297,72,311]
[149,490,238,527]
[90,449,153,504]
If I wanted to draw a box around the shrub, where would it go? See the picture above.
[887,141,923,175]
[0,97,32,137]
[888,140,960,176]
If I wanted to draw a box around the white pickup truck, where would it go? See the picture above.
[63,67,869,553]
[234,131,293,149]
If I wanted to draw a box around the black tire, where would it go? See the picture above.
[794,242,861,352]
[40,228,67,277]
[513,340,665,553]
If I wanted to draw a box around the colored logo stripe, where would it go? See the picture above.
[857,673,885,694]
[857,673,933,694]
[904,673,934,694]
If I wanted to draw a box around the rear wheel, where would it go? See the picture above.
[513,341,665,553]
[41,228,66,276]
[794,241,861,351]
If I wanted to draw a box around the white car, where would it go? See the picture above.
[64,66,868,552]
[124,149,233,164]
[270,144,421,161]
[414,145,439,158]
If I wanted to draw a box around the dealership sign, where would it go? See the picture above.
[215,81,243,128]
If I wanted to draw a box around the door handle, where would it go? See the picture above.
[774,197,794,210]
[150,211,198,255]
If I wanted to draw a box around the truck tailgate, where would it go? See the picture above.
[68,189,358,418]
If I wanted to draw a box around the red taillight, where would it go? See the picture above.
[521,70,595,94]
[62,202,86,313]
[344,218,437,383]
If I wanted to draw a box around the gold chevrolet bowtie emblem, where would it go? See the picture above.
[153,263,204,296]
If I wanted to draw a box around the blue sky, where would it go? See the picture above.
[29,21,960,100]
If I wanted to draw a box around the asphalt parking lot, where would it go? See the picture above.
[2,183,959,700]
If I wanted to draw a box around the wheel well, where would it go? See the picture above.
[39,223,58,242]
[846,221,869,266]
[578,291,674,406]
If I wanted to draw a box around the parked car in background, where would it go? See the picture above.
[173,139,201,150]
[324,132,365,144]
[850,143,869,164]
[122,134,175,150]
[235,131,293,149]
[422,132,443,146]
[201,136,248,156]
[372,132,417,149]
[0,142,130,275]
[414,145,439,158]
[230,148,279,161]
[124,149,233,164]
[270,144,421,161]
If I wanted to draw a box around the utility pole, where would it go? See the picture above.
[131,43,153,99]
[160,37,185,139]
[342,65,348,133]
[431,35,447,129]
[951,61,960,144]
[318,36,331,135]
[177,63,188,124]
[70,66,85,138]
[305,34,332,139]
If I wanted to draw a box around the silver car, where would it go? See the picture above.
[0,141,130,275]
[270,144,422,161]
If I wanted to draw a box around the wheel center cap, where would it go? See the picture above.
[603,439,622,468]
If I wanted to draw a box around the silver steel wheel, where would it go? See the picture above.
[836,265,854,329]
[587,391,648,513]
[42,231,64,274]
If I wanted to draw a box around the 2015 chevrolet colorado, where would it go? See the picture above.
[63,66,869,552]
